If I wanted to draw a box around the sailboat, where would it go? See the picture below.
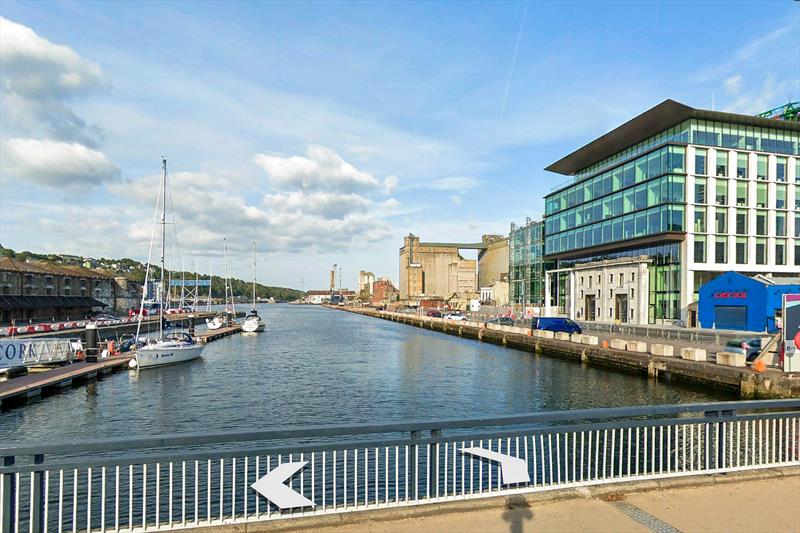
[206,242,233,330]
[132,157,204,369]
[241,241,265,333]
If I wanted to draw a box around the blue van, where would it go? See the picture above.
[532,317,582,334]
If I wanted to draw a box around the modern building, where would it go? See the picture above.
[698,271,800,332]
[358,271,375,296]
[543,99,799,325]
[305,290,331,304]
[0,257,116,323]
[398,234,478,302]
[508,219,551,306]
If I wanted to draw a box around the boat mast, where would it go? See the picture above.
[252,241,256,310]
[159,156,167,340]
[207,260,213,312]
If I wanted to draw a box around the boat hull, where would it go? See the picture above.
[136,344,203,368]
[241,319,265,333]
[206,318,224,330]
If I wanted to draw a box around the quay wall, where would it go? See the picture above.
[328,306,800,399]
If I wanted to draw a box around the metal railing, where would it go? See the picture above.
[575,321,754,346]
[2,400,798,532]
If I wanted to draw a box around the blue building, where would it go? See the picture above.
[698,272,800,332]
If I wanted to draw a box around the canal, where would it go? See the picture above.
[0,305,734,442]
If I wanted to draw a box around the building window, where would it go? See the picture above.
[755,238,767,265]
[775,240,786,266]
[736,237,748,264]
[608,308,613,318]
[796,185,800,210]
[694,207,707,233]
[580,276,584,286]
[609,289,613,298]
[735,209,748,234]
[736,153,748,178]
[715,179,728,205]
[715,208,728,233]
[715,236,727,264]
[775,184,786,209]
[776,157,787,182]
[755,211,767,236]
[630,272,635,282]
[695,148,707,175]
[694,177,707,204]
[796,243,800,266]
[694,236,706,263]
[756,155,768,180]
[609,274,614,283]
[755,182,768,208]
[776,213,786,237]
[630,288,635,298]
[716,151,728,176]
[796,214,800,238]
[736,181,748,206]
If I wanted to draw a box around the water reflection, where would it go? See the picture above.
[0,305,733,443]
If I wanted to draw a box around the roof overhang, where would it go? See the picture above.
[546,99,800,176]
[544,232,685,261]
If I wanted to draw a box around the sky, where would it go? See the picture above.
[0,1,798,290]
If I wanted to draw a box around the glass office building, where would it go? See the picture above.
[509,219,551,305]
[543,100,799,325]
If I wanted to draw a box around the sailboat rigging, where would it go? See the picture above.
[241,241,265,333]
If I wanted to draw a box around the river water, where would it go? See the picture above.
[0,305,733,443]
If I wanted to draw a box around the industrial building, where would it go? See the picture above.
[698,272,800,332]
[542,99,799,325]
[0,257,114,323]
[398,234,479,303]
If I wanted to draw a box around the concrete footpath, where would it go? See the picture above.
[229,469,799,533]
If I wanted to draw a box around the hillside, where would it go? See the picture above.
[0,246,304,302]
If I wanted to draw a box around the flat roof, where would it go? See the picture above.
[546,99,800,176]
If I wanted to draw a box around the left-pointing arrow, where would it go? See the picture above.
[250,461,316,510]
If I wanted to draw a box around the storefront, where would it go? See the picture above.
[698,272,800,332]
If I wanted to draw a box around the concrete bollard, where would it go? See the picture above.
[539,330,555,339]
[581,335,599,346]
[716,351,745,367]
[570,333,584,343]
[650,343,674,357]
[554,332,571,341]
[609,339,627,350]
[626,340,647,353]
[680,347,707,361]
[85,323,98,362]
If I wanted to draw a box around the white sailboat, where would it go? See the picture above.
[206,242,234,330]
[132,157,204,369]
[241,241,265,333]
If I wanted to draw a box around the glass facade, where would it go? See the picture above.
[545,108,799,325]
[509,220,551,305]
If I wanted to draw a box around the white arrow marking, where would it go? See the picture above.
[461,447,530,484]
[250,461,316,510]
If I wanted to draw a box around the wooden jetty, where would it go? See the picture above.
[0,356,132,407]
[194,324,241,343]
[1,322,244,409]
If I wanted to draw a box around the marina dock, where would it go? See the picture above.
[194,324,242,343]
[0,355,132,407]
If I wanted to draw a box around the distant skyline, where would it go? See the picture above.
[1,1,798,289]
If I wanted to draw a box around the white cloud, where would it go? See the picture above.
[735,25,793,61]
[430,176,481,192]
[1,138,120,186]
[382,175,398,195]
[263,191,372,219]
[723,74,795,115]
[0,17,107,146]
[449,194,462,206]
[723,74,743,96]
[254,145,379,192]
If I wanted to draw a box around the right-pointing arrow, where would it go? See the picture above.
[250,461,316,510]
[461,447,531,484]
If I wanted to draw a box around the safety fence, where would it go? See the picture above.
[1,400,798,532]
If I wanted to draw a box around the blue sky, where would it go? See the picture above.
[0,1,798,289]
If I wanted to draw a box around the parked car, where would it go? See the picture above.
[485,317,514,326]
[91,313,117,321]
[443,313,467,321]
[725,337,762,362]
[426,310,442,318]
[532,317,582,334]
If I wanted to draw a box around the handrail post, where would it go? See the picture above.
[2,456,15,533]
[409,431,419,500]
[429,429,441,498]
[31,454,44,533]
[704,410,724,470]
